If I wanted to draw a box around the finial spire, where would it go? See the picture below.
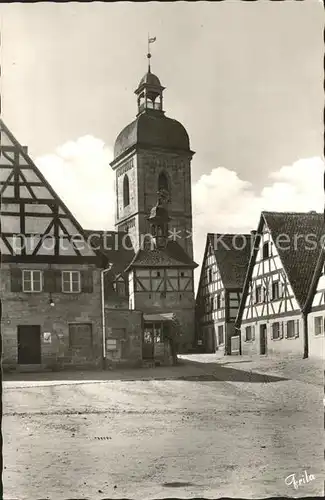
[147,34,156,73]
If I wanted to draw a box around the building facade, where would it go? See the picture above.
[126,192,197,358]
[195,233,251,354]
[110,66,194,259]
[305,248,325,359]
[107,60,198,356]
[236,211,324,359]
[0,119,107,371]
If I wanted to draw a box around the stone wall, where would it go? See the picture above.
[104,307,143,368]
[1,263,103,370]
[240,315,304,357]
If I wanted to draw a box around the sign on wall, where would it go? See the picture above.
[106,339,117,351]
[43,332,52,343]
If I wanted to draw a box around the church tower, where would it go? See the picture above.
[110,48,195,259]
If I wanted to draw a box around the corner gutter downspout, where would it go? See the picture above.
[101,265,112,368]
[302,309,309,359]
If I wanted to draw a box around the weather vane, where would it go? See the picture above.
[147,34,156,72]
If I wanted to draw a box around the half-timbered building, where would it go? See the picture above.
[304,247,325,359]
[195,233,251,354]
[0,119,108,371]
[236,211,325,358]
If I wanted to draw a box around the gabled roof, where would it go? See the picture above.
[236,211,325,325]
[303,246,325,313]
[83,230,134,278]
[263,211,325,308]
[125,240,198,271]
[208,233,252,289]
[196,232,252,301]
[0,119,103,264]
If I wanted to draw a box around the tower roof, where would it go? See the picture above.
[138,70,163,89]
[111,43,194,162]
[113,112,191,160]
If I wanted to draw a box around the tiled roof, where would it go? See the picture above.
[262,211,325,309]
[125,240,198,270]
[208,233,252,289]
[113,112,191,159]
[83,230,134,278]
[304,246,325,312]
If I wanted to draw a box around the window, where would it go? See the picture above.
[123,174,130,207]
[286,320,295,338]
[115,280,126,296]
[23,270,42,292]
[272,322,281,339]
[62,271,81,293]
[245,326,253,341]
[158,171,169,199]
[216,294,221,309]
[154,325,164,343]
[262,242,270,260]
[218,325,224,345]
[271,281,279,300]
[210,297,214,312]
[69,323,92,349]
[314,316,324,336]
[208,269,212,283]
[255,285,262,303]
[156,271,161,277]
[180,271,185,277]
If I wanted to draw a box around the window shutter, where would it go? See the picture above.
[54,270,62,292]
[294,319,299,338]
[269,281,273,301]
[81,270,93,293]
[252,325,255,341]
[279,281,283,298]
[43,269,56,292]
[280,322,284,339]
[221,292,225,308]
[10,268,22,292]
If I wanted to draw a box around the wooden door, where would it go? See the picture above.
[260,324,267,355]
[17,325,41,364]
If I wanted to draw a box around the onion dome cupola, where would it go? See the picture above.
[135,69,165,116]
[112,41,193,161]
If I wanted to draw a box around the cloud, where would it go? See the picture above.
[36,136,115,230]
[192,156,324,281]
[36,138,323,288]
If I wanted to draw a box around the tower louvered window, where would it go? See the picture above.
[123,174,130,207]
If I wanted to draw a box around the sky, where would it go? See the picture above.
[0,1,323,280]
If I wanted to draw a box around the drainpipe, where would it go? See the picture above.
[302,310,309,359]
[101,265,113,368]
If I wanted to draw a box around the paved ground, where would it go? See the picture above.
[2,353,324,499]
